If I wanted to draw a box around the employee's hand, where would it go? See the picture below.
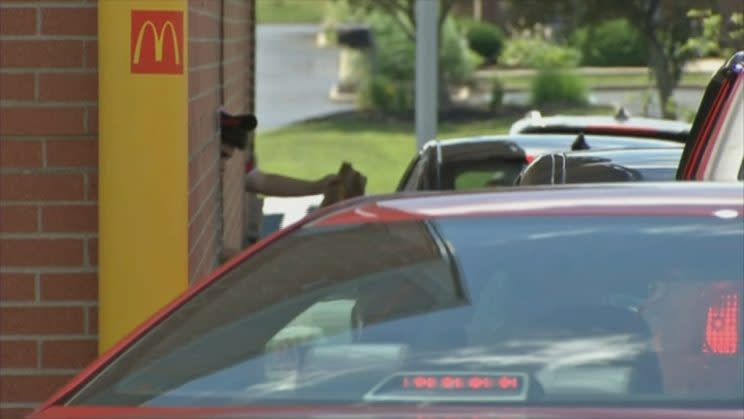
[317,174,341,191]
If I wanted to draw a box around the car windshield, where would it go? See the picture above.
[67,215,744,407]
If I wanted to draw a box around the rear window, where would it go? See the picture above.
[68,216,744,407]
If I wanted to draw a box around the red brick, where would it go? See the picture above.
[189,193,217,253]
[189,1,221,16]
[88,306,98,334]
[41,339,97,368]
[39,73,97,102]
[42,205,97,233]
[85,40,97,69]
[0,73,35,101]
[189,40,220,67]
[0,238,84,267]
[189,9,220,39]
[0,7,36,35]
[87,106,98,134]
[189,66,220,97]
[46,139,97,168]
[188,140,218,190]
[188,164,217,219]
[0,173,85,201]
[88,237,98,266]
[41,273,97,301]
[0,306,85,334]
[0,140,43,168]
[86,172,98,200]
[41,7,97,36]
[0,407,34,419]
[0,107,85,136]
[0,374,75,403]
[0,40,84,68]
[0,340,37,368]
[0,206,38,233]
[0,273,36,301]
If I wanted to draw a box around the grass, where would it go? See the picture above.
[492,71,712,91]
[256,106,612,195]
[256,0,329,24]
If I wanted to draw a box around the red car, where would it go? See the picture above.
[31,183,744,418]
[677,51,744,181]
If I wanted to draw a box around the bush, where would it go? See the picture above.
[356,13,478,113]
[530,69,588,106]
[571,18,648,66]
[465,21,505,63]
[357,75,414,115]
[499,26,582,69]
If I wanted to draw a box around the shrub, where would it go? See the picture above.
[356,13,478,113]
[499,26,582,69]
[571,18,648,66]
[529,69,588,106]
[357,75,414,115]
[465,21,505,63]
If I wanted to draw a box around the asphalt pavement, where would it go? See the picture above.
[256,24,354,131]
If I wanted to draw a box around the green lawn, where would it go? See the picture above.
[256,107,611,195]
[256,0,329,24]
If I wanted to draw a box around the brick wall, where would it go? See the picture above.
[0,0,255,414]
[0,2,99,418]
[188,0,254,283]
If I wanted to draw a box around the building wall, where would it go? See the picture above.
[0,2,99,418]
[0,0,255,416]
[188,0,254,283]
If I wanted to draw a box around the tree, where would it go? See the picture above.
[341,0,458,108]
[506,0,712,119]
[684,9,744,58]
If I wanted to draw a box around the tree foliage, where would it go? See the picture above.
[506,0,713,118]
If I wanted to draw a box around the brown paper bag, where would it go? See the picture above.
[321,162,367,207]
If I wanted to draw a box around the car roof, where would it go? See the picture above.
[508,110,691,142]
[424,134,681,162]
[561,146,683,167]
[309,182,743,226]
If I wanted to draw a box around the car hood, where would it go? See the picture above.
[32,405,742,419]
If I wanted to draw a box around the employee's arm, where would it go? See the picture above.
[245,170,336,197]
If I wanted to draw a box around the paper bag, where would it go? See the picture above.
[321,162,367,207]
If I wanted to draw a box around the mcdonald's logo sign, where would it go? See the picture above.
[131,10,184,74]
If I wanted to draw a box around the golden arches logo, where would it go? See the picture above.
[133,20,180,65]
[130,10,183,74]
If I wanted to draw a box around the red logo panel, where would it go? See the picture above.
[131,10,184,74]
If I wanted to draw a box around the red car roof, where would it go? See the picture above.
[311,182,743,226]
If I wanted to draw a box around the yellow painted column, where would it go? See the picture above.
[98,0,188,353]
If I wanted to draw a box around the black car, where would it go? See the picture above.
[514,147,683,186]
[396,134,681,192]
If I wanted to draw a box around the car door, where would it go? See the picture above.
[677,51,744,181]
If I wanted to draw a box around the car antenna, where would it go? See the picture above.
[615,106,631,121]
[571,132,591,151]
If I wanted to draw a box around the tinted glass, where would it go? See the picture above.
[68,216,744,407]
